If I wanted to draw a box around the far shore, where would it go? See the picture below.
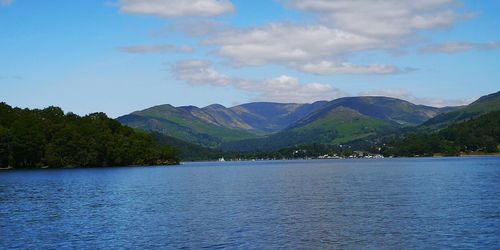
[0,163,180,171]
[2,154,499,170]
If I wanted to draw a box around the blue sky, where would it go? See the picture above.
[1,0,499,117]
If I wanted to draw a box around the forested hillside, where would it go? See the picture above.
[382,111,500,156]
[0,103,178,169]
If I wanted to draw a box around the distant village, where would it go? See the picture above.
[218,150,385,162]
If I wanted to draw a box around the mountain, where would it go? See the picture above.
[220,97,454,151]
[117,104,257,148]
[118,96,463,151]
[230,101,328,133]
[117,102,328,147]
[301,96,456,127]
[422,91,500,129]
[221,106,395,151]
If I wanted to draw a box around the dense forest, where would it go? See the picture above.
[0,103,179,169]
[382,111,500,156]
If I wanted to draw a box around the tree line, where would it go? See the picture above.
[0,103,179,169]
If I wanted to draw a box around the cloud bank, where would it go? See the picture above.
[118,0,474,77]
[207,23,402,75]
[115,0,487,105]
[201,0,467,75]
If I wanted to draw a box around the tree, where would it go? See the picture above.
[0,103,179,168]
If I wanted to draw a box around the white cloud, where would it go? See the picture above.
[119,0,473,76]
[421,41,500,53]
[209,24,388,66]
[287,0,459,37]
[207,23,403,75]
[298,61,400,75]
[360,89,472,107]
[249,75,346,103]
[198,0,469,75]
[0,0,12,6]
[171,60,346,103]
[171,60,233,86]
[118,44,194,54]
[120,0,235,17]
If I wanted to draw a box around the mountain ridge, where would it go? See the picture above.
[117,96,463,149]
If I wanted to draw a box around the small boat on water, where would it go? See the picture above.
[218,157,225,162]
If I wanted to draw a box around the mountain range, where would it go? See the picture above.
[219,96,463,151]
[117,93,499,151]
[117,101,328,147]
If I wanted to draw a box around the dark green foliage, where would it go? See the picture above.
[0,103,179,169]
[383,111,500,156]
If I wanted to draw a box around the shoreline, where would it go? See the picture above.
[183,154,500,164]
[2,155,498,170]
[0,162,180,171]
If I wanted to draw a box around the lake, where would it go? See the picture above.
[1,157,499,249]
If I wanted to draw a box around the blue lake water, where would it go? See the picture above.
[1,157,499,249]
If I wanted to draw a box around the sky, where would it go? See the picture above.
[1,0,499,117]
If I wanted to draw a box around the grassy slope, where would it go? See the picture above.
[220,107,395,151]
[117,102,331,148]
[290,107,394,144]
[139,109,257,141]
[118,105,260,148]
[422,91,500,129]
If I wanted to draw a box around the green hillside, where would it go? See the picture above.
[383,110,500,156]
[220,96,455,151]
[117,105,260,148]
[303,96,456,127]
[117,102,328,147]
[117,96,460,151]
[422,91,500,129]
[221,107,396,151]
[289,107,394,145]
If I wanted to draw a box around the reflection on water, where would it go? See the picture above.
[1,157,499,248]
